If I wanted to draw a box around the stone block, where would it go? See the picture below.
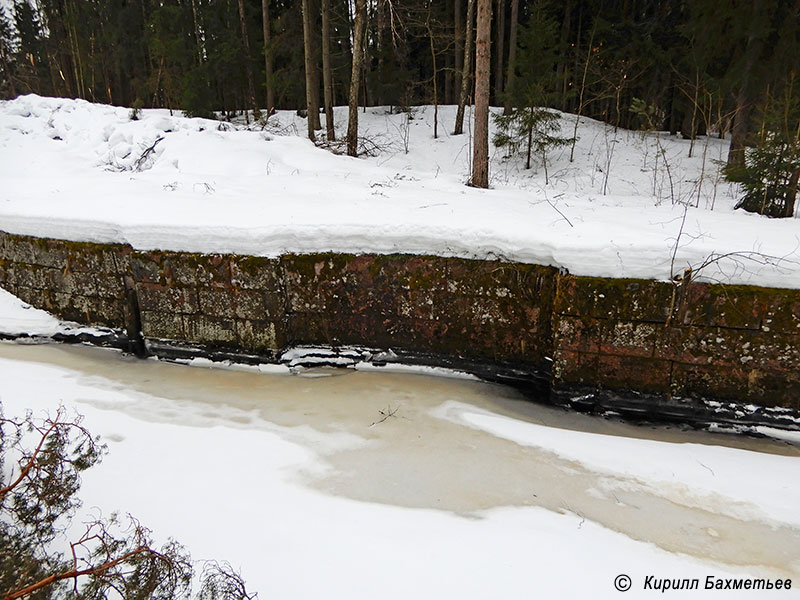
[26,237,69,269]
[137,284,199,314]
[552,350,599,385]
[141,310,185,340]
[46,292,123,327]
[13,264,58,291]
[654,326,800,369]
[236,318,282,351]
[234,289,280,320]
[64,245,120,274]
[599,321,657,357]
[552,315,600,353]
[762,290,800,334]
[596,354,672,394]
[1,235,36,264]
[230,256,283,290]
[372,254,451,291]
[679,283,765,330]
[129,253,163,284]
[670,363,749,403]
[163,253,231,287]
[447,260,555,301]
[198,288,237,318]
[92,274,125,298]
[54,270,101,297]
[184,314,237,346]
[555,275,673,322]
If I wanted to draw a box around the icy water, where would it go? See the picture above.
[2,342,799,580]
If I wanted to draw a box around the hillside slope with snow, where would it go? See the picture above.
[1,94,798,288]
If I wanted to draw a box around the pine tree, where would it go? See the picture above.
[471,0,491,188]
[346,0,366,156]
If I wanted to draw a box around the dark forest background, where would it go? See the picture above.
[1,0,799,198]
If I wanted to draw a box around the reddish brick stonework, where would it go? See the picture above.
[1,231,798,410]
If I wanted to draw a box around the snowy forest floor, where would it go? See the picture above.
[1,94,799,288]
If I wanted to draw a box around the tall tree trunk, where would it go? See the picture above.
[727,3,764,168]
[321,0,335,139]
[502,0,518,115]
[376,0,385,106]
[786,168,800,218]
[555,0,572,111]
[262,0,275,112]
[444,47,453,104]
[347,0,367,156]
[454,0,463,103]
[237,0,260,119]
[493,0,505,105]
[426,7,439,139]
[454,0,475,135]
[190,0,204,65]
[471,0,491,188]
[301,0,319,139]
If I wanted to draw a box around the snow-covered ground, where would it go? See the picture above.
[1,94,799,288]
[0,285,108,338]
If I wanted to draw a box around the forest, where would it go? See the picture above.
[1,0,799,213]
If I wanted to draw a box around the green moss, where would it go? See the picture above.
[233,255,274,275]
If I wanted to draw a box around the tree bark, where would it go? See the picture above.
[502,0,518,115]
[471,0,491,188]
[321,0,335,139]
[236,0,260,120]
[262,0,275,112]
[301,0,319,140]
[454,0,463,103]
[493,0,505,105]
[454,0,475,135]
[190,0,204,65]
[786,168,800,218]
[426,7,439,139]
[347,0,367,156]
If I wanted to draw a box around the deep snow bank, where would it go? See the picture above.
[0,94,798,288]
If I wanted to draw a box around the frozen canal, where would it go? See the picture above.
[2,342,799,599]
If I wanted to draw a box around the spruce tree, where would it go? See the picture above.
[493,0,572,179]
[725,75,800,218]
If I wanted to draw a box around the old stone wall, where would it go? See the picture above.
[1,230,798,410]
[552,277,800,408]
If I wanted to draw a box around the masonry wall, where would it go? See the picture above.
[1,231,798,410]
[552,276,800,408]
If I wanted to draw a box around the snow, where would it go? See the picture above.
[0,285,105,337]
[1,94,799,288]
[0,286,60,336]
[1,344,799,599]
